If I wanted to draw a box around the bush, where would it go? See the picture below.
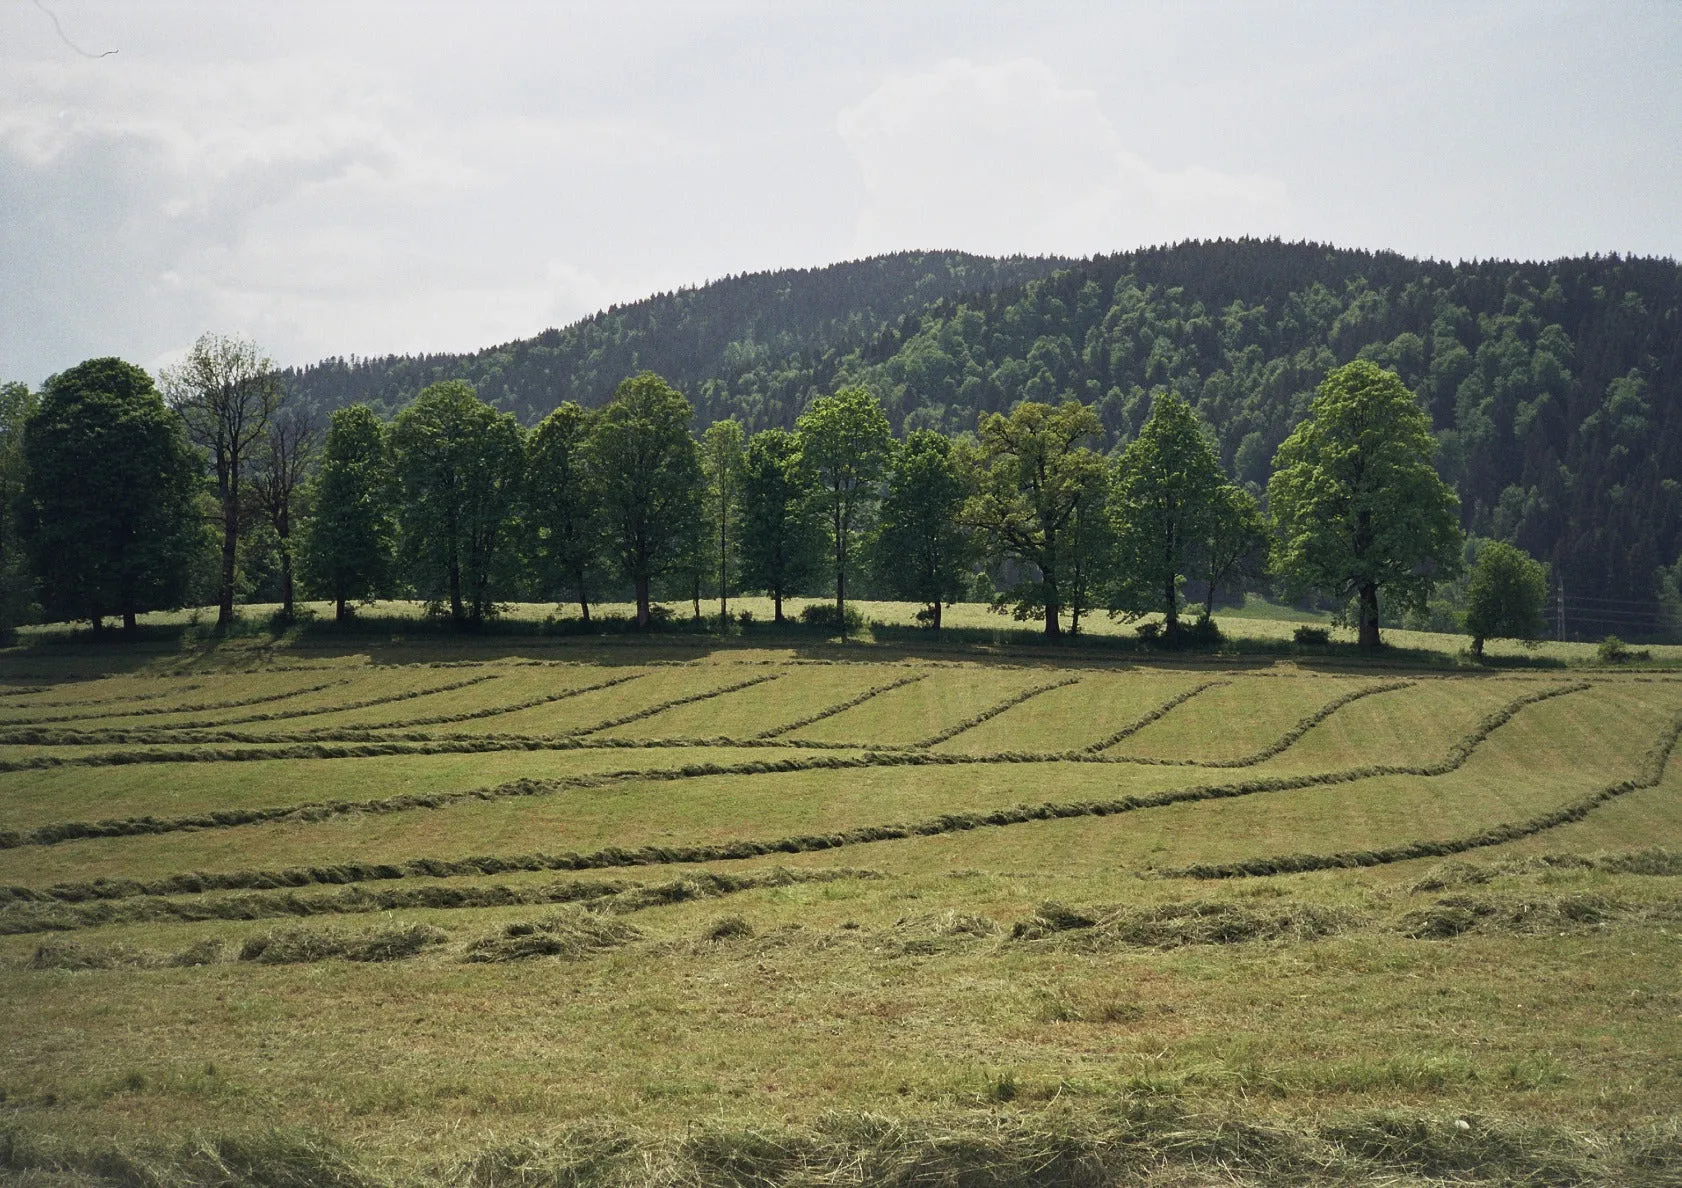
[1596,635,1650,663]
[799,603,864,632]
[1294,625,1331,646]
[1134,622,1161,644]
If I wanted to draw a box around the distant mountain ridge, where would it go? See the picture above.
[281,239,1682,632]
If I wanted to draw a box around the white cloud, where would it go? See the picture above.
[837,58,1287,257]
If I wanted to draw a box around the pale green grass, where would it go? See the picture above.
[789,664,1051,746]
[1110,674,1374,762]
[593,662,905,740]
[933,668,1209,754]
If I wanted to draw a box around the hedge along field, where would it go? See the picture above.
[3,641,1682,1186]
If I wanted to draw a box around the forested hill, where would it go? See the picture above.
[283,239,1682,627]
[279,251,1069,424]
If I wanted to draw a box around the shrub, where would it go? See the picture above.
[1134,622,1161,644]
[798,603,864,631]
[1294,625,1331,646]
[735,609,755,626]
[1596,635,1648,663]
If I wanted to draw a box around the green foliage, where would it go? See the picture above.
[870,430,976,628]
[1464,540,1548,657]
[302,405,396,621]
[0,380,39,639]
[1268,361,1463,648]
[1107,391,1229,631]
[736,429,823,622]
[586,372,704,626]
[796,386,893,630]
[968,400,1103,637]
[391,381,525,623]
[20,358,203,631]
[525,402,602,620]
[700,418,745,619]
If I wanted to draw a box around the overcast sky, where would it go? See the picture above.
[3,1,1679,385]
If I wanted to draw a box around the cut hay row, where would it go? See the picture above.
[0,674,499,744]
[753,672,927,739]
[0,682,1590,856]
[2,867,881,937]
[568,670,785,735]
[2,1104,1676,1187]
[279,670,648,735]
[1159,713,1682,880]
[0,679,349,730]
[911,675,1084,747]
[0,683,206,715]
[1084,679,1230,752]
[1113,679,1418,767]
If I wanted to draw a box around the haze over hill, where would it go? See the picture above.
[282,239,1682,635]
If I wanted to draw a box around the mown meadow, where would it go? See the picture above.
[1,608,1680,1186]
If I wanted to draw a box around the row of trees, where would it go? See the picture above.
[3,339,1551,652]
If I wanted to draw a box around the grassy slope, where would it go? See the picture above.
[1,611,1680,1184]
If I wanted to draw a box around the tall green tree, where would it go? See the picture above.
[737,428,823,623]
[701,418,745,621]
[391,381,525,623]
[1268,361,1463,649]
[1107,392,1228,632]
[162,333,281,629]
[968,400,1103,638]
[301,404,395,622]
[1198,482,1269,618]
[586,372,703,627]
[796,387,893,634]
[21,359,202,632]
[871,430,975,629]
[0,380,38,640]
[1063,457,1114,636]
[252,407,316,620]
[526,401,602,623]
[1464,539,1548,657]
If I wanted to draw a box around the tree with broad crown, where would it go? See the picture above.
[737,428,823,623]
[968,399,1103,638]
[1198,481,1269,619]
[1062,455,1113,636]
[301,404,396,622]
[21,358,202,633]
[0,380,38,640]
[391,381,525,623]
[525,401,603,623]
[871,429,976,629]
[1464,539,1548,658]
[1268,361,1463,649]
[796,386,893,636]
[701,418,745,622]
[1107,391,1228,633]
[252,406,316,620]
[161,333,281,630]
[586,372,703,628]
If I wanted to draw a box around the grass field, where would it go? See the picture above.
[2,603,1680,1186]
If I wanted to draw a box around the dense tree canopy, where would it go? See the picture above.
[302,404,396,622]
[1464,540,1549,657]
[736,428,823,623]
[22,359,203,632]
[525,401,602,622]
[1268,361,1464,648]
[796,386,893,632]
[871,430,976,628]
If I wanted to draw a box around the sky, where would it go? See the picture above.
[3,1,1679,385]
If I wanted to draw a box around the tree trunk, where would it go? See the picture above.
[122,607,137,633]
[336,595,349,623]
[279,545,294,619]
[1164,574,1179,634]
[1358,582,1381,649]
[1472,635,1485,658]
[931,600,942,630]
[90,613,104,635]
[1044,598,1061,639]
[578,593,591,624]
[719,519,728,623]
[448,561,464,623]
[836,565,848,640]
[218,498,238,630]
[691,573,700,620]
[773,590,784,624]
[635,576,651,628]
[1204,576,1217,620]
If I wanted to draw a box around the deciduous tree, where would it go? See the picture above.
[701,418,745,622]
[526,402,602,623]
[737,428,822,623]
[1268,361,1463,648]
[871,430,975,629]
[162,333,281,629]
[587,372,703,627]
[0,380,38,639]
[252,406,316,620]
[796,387,892,635]
[391,381,525,623]
[1198,482,1269,618]
[302,405,396,622]
[968,400,1102,638]
[1464,539,1548,657]
[21,359,202,632]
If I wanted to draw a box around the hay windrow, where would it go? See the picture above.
[463,910,640,962]
[756,671,928,739]
[914,675,1085,747]
[570,670,785,735]
[0,679,346,730]
[239,922,449,964]
[1083,679,1230,752]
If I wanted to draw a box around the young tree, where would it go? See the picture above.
[391,381,525,623]
[1063,457,1114,636]
[0,380,38,640]
[1268,361,1463,649]
[701,418,745,622]
[21,358,202,632]
[967,399,1103,638]
[1107,392,1228,633]
[252,406,316,620]
[871,430,976,628]
[586,372,703,627]
[737,428,823,623]
[1198,482,1269,618]
[526,401,602,623]
[301,405,396,622]
[1464,540,1548,657]
[796,387,893,635]
[162,333,282,629]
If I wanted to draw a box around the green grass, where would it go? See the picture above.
[2,611,1680,1184]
